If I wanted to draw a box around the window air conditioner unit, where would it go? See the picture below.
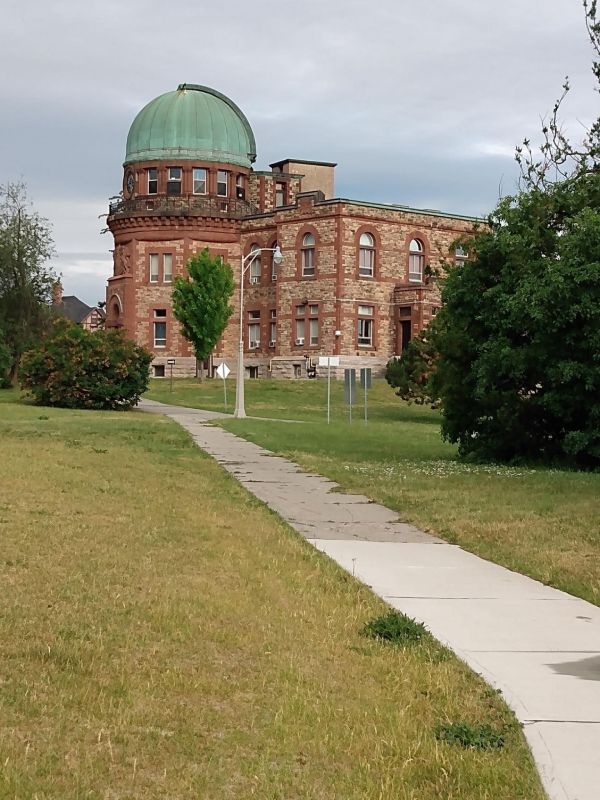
[295,337,305,346]
[269,340,276,347]
[249,340,259,349]
[250,276,259,285]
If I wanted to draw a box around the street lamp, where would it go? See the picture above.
[233,245,283,418]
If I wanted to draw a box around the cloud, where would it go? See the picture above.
[1,0,594,301]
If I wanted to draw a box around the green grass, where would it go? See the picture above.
[147,377,600,607]
[0,396,545,799]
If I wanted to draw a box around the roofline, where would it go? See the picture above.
[243,196,484,223]
[269,158,338,169]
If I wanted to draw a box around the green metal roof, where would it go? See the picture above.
[125,84,257,168]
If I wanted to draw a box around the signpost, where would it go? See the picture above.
[344,368,356,424]
[167,358,176,392]
[215,362,230,412]
[318,356,340,423]
[360,368,372,423]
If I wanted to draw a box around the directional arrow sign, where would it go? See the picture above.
[216,362,230,380]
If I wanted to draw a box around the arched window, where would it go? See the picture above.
[249,243,261,284]
[359,232,375,278]
[409,239,424,282]
[301,233,316,277]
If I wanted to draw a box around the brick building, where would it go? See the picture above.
[106,84,477,379]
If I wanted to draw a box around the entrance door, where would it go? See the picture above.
[400,320,412,352]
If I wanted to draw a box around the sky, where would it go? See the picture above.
[0,0,596,306]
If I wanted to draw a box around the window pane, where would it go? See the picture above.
[358,305,373,316]
[359,232,374,247]
[148,169,158,194]
[359,247,374,276]
[217,170,228,196]
[409,253,423,281]
[248,323,260,346]
[154,321,166,347]
[149,254,159,282]
[193,168,207,194]
[303,233,315,246]
[295,319,305,339]
[163,254,172,282]
[409,239,423,252]
[309,318,318,345]
[302,247,315,275]
[309,304,318,315]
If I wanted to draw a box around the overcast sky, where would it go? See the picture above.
[1,0,596,305]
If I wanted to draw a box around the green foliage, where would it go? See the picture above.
[0,329,11,388]
[171,248,234,361]
[385,330,440,407]
[436,722,505,751]
[361,610,427,644]
[20,318,152,409]
[432,174,600,466]
[0,182,56,381]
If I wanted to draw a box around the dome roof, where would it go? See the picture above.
[125,84,257,168]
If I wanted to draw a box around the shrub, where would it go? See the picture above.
[20,318,153,410]
[361,610,427,644]
[436,722,505,751]
[385,330,440,407]
[0,329,11,388]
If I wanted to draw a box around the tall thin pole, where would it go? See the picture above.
[327,358,331,424]
[233,252,246,418]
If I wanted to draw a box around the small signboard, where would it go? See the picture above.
[360,368,372,389]
[318,356,340,367]
[167,358,176,365]
[215,362,230,380]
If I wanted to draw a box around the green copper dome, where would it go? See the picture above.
[125,84,257,168]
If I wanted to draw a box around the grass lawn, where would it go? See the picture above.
[0,392,545,799]
[146,377,600,607]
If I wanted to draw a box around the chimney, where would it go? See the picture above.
[52,279,63,306]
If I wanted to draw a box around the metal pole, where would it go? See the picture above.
[223,377,227,412]
[327,359,331,424]
[364,381,367,423]
[170,363,173,393]
[233,253,246,418]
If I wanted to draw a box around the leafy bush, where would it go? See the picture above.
[0,329,11,388]
[20,318,152,409]
[436,722,505,751]
[362,610,427,644]
[385,330,440,407]
[432,174,600,466]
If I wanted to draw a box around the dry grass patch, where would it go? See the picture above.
[0,399,546,798]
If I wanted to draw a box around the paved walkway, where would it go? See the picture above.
[140,399,600,800]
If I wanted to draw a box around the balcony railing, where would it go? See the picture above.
[108,194,259,219]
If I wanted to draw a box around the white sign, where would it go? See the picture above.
[215,362,230,380]
[318,356,340,367]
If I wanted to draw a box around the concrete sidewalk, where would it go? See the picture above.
[139,399,600,800]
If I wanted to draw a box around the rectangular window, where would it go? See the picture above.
[296,304,306,316]
[269,310,276,345]
[217,170,228,197]
[358,305,374,347]
[295,319,305,342]
[154,308,167,317]
[248,310,260,321]
[236,175,245,200]
[250,259,261,281]
[275,181,286,207]
[409,254,423,282]
[309,304,318,316]
[302,247,315,277]
[154,321,167,347]
[309,318,319,346]
[359,248,374,277]
[193,168,207,194]
[163,254,173,283]
[147,168,158,194]
[149,253,159,282]
[248,322,260,348]
[399,306,411,318]
[167,167,182,195]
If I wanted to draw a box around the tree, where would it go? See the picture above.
[0,328,11,388]
[171,248,235,365]
[0,182,56,382]
[385,330,440,407]
[20,318,152,410]
[431,2,600,466]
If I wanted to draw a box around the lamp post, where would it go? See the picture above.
[233,245,283,418]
